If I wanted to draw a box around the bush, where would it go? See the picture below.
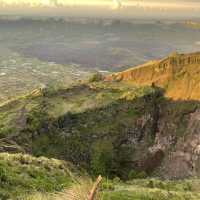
[184,182,192,191]
[147,180,155,188]
[128,170,147,180]
[113,177,121,184]
[101,179,115,191]
[0,165,7,182]
[0,192,9,200]
[157,181,166,190]
[89,73,103,82]
[137,171,147,179]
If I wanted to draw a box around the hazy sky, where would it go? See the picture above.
[1,0,200,7]
[1,0,200,19]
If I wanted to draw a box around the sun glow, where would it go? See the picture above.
[0,0,200,10]
[0,0,112,7]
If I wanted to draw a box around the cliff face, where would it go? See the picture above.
[162,111,200,179]
[106,52,200,100]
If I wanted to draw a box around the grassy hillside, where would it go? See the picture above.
[0,77,199,179]
[0,153,76,200]
[0,80,163,178]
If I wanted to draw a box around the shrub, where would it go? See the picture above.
[101,179,115,191]
[0,165,7,182]
[137,171,147,179]
[113,177,121,184]
[0,192,9,200]
[157,181,166,190]
[147,180,155,188]
[89,73,103,82]
[128,170,147,180]
[184,182,192,191]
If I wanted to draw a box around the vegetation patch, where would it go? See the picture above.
[0,153,75,200]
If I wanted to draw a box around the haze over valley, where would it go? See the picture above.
[1,16,200,102]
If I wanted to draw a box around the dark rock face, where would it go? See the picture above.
[158,109,200,179]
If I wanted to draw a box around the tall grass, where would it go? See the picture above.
[54,176,103,200]
[22,193,52,200]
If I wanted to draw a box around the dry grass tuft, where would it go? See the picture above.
[22,193,53,200]
[53,176,103,200]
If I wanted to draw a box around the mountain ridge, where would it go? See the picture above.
[106,52,200,100]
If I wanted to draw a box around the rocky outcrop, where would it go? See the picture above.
[157,108,200,179]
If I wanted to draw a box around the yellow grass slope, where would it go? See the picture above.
[106,52,200,100]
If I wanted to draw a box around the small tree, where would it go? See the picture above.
[128,169,147,180]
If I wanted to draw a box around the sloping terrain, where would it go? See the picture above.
[0,153,76,199]
[0,79,199,180]
[106,52,200,100]
[0,51,200,195]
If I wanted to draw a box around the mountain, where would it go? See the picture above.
[0,52,200,191]
[106,52,200,100]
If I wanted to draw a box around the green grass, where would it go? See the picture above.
[22,178,200,200]
[102,179,200,200]
[0,153,75,200]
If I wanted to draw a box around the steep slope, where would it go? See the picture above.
[0,80,199,180]
[0,52,200,181]
[106,52,200,100]
[0,82,165,178]
[0,153,76,199]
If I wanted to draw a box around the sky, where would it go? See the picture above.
[0,0,200,19]
[0,0,200,7]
